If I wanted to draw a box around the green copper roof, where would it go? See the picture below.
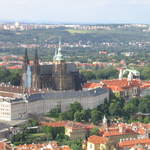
[53,40,64,61]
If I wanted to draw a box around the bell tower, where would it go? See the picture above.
[52,39,67,90]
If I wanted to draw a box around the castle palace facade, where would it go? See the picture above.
[22,43,86,91]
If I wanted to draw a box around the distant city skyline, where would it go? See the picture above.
[0,0,150,24]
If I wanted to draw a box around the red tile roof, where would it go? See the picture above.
[15,141,72,150]
[65,122,86,130]
[103,129,136,137]
[6,65,22,70]
[100,122,150,137]
[102,79,141,89]
[0,142,11,150]
[0,62,8,66]
[40,121,95,130]
[0,142,6,150]
[41,121,68,127]
[118,139,150,148]
[140,81,150,89]
[0,84,50,95]
[88,135,108,144]
[83,79,143,92]
[83,83,101,89]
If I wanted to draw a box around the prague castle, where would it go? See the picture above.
[22,41,85,91]
[0,42,109,121]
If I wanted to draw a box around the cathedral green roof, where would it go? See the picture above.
[53,40,64,61]
[55,47,64,61]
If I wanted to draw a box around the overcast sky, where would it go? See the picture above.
[0,0,150,24]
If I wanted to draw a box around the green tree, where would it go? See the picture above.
[143,116,150,123]
[81,70,96,80]
[27,119,39,127]
[69,102,83,113]
[91,109,102,124]
[109,101,122,117]
[140,66,150,80]
[138,99,150,113]
[123,103,137,114]
[59,112,73,120]
[97,99,109,115]
[42,126,52,139]
[48,107,61,118]
[89,128,99,136]
[0,68,21,85]
[81,109,91,122]
[74,111,83,122]
[130,98,140,106]
[96,67,118,80]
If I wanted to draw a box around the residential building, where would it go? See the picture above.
[41,121,94,140]
[83,121,150,150]
[0,142,12,150]
[118,138,150,150]
[0,85,109,121]
[14,141,72,150]
[83,135,116,150]
[84,68,150,99]
[65,122,87,140]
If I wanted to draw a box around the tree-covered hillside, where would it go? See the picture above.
[0,24,150,62]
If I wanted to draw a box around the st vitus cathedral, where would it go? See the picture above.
[22,42,86,91]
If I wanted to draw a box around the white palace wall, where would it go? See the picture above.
[0,88,109,121]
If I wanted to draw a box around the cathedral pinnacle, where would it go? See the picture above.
[33,49,40,74]
[24,48,29,65]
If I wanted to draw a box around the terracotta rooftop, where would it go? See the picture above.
[88,135,109,144]
[100,122,150,137]
[0,142,11,150]
[103,129,136,137]
[0,84,50,95]
[0,142,5,150]
[83,83,101,89]
[65,122,87,130]
[15,141,72,150]
[118,138,150,148]
[40,121,95,130]
[40,121,68,127]
[6,65,22,70]
[84,78,147,92]
[140,81,150,89]
[102,79,141,90]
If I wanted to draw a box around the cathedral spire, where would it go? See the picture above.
[32,49,40,89]
[23,48,29,72]
[34,48,38,63]
[33,49,40,74]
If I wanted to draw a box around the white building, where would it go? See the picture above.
[0,87,109,121]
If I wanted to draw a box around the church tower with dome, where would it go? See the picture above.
[52,40,76,90]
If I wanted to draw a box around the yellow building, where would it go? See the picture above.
[84,135,116,150]
[65,122,87,140]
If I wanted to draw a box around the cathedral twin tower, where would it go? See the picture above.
[22,44,85,91]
